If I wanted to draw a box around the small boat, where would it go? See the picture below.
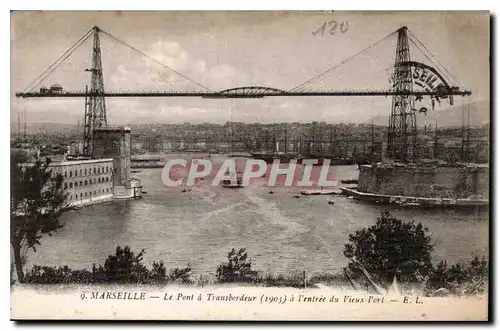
[251,152,302,164]
[298,156,356,166]
[300,189,339,196]
[340,179,359,184]
[222,173,244,188]
[401,202,421,207]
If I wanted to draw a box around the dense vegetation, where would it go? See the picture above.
[15,211,488,297]
[343,210,434,286]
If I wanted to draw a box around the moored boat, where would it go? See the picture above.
[222,173,244,188]
[251,152,303,164]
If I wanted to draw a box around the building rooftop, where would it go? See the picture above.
[94,126,131,133]
[19,158,114,167]
[55,158,114,166]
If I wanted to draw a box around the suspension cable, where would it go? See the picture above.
[408,37,455,87]
[407,36,457,87]
[99,29,212,92]
[288,30,398,92]
[408,30,463,88]
[23,28,94,93]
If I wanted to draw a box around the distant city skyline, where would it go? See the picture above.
[11,11,490,125]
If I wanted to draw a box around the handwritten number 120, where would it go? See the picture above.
[313,21,349,36]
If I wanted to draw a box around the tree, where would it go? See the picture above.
[169,265,193,284]
[24,265,93,284]
[216,248,258,283]
[343,210,434,287]
[10,154,68,283]
[99,246,149,283]
[150,261,167,284]
[427,256,488,295]
[22,246,193,285]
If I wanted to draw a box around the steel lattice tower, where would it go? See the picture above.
[83,26,107,156]
[387,26,416,163]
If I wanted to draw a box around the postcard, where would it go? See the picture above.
[10,10,490,321]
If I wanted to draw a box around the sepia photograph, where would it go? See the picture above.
[10,10,490,321]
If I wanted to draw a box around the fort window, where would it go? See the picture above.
[75,194,78,199]
[85,192,87,197]
[69,171,72,177]
[84,180,88,185]
[106,166,109,172]
[80,193,82,198]
[85,169,87,175]
[98,168,101,174]
[70,182,73,188]
[75,182,78,187]
[79,181,83,186]
[94,167,96,174]
[64,171,67,178]
[90,191,92,196]
[90,179,92,185]
[64,183,68,189]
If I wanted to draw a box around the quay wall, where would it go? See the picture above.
[357,164,489,199]
[68,194,113,207]
[131,161,165,168]
[93,126,132,186]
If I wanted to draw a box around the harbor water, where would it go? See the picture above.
[27,163,489,279]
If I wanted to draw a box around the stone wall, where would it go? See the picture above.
[358,163,489,199]
[93,126,131,186]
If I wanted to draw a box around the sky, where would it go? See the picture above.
[10,11,490,125]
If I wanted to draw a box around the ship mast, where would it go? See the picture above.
[284,124,288,154]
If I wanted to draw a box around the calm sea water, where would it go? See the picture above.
[27,161,489,279]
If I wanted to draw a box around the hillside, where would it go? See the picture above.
[11,100,490,135]
[368,100,490,128]
[10,122,79,135]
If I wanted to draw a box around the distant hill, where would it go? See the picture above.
[368,100,490,128]
[10,122,78,135]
